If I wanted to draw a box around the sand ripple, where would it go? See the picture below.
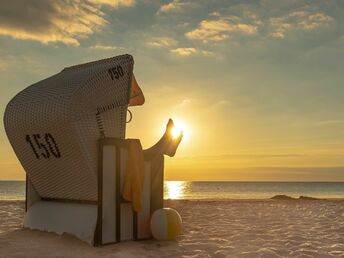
[0,200,343,257]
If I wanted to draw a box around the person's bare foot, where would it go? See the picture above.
[165,131,183,157]
[162,118,174,141]
[143,118,183,159]
[163,118,183,157]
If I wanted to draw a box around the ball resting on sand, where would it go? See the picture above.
[150,208,182,240]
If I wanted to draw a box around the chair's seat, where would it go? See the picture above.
[24,201,97,244]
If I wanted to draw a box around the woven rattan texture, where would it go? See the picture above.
[4,55,133,201]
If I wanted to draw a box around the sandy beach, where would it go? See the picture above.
[0,199,343,258]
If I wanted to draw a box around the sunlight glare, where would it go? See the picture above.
[171,119,190,141]
[165,181,186,199]
[171,126,182,139]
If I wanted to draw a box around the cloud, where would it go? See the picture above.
[209,99,230,111]
[179,98,191,107]
[90,44,122,50]
[185,16,258,43]
[89,0,135,8]
[147,37,178,48]
[293,119,344,128]
[158,0,189,13]
[170,47,197,56]
[209,11,221,17]
[0,0,134,46]
[316,120,344,126]
[178,153,306,159]
[270,11,333,38]
[170,47,212,57]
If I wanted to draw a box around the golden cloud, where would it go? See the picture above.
[0,0,134,46]
[89,0,135,8]
[170,47,212,57]
[270,11,333,38]
[185,16,258,43]
[147,37,178,48]
[170,47,197,56]
[90,44,123,50]
[158,0,189,13]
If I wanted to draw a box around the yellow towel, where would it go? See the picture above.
[122,139,145,212]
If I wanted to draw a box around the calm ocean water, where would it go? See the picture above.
[0,181,343,200]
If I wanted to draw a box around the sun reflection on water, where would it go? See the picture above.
[164,181,188,199]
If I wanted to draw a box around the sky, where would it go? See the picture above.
[0,0,344,181]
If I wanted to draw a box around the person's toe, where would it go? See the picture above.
[166,118,174,131]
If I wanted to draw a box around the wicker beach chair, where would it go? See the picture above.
[4,54,164,245]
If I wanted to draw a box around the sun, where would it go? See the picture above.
[160,118,191,142]
[171,126,182,139]
[170,119,190,141]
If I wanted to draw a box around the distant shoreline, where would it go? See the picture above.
[1,198,344,203]
[1,181,343,200]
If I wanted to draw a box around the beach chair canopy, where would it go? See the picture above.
[4,54,144,201]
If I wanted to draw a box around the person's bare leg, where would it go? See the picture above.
[143,119,183,160]
[144,119,182,210]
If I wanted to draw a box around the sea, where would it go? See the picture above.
[0,181,343,200]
